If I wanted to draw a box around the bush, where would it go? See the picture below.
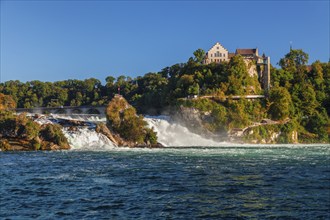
[17,120,40,140]
[106,95,158,145]
[0,93,16,110]
[40,124,68,147]
[31,137,41,150]
[0,111,16,137]
[0,139,11,151]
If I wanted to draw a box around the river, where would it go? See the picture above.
[1,145,329,219]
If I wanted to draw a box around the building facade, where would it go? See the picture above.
[203,42,271,90]
[203,42,229,64]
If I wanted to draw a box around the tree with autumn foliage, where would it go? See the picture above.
[0,93,16,111]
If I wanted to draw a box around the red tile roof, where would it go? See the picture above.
[236,49,257,55]
[228,53,235,59]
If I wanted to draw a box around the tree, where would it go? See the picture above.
[268,86,293,120]
[0,93,16,110]
[105,95,158,144]
[193,49,205,64]
[309,61,326,103]
[226,55,261,95]
[105,76,116,86]
[279,49,309,73]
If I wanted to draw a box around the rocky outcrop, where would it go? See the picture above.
[173,106,227,142]
[0,112,71,151]
[105,95,162,148]
[96,122,163,148]
[174,105,299,144]
[229,119,298,144]
[0,137,70,151]
[95,123,118,146]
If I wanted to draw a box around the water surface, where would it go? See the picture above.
[1,145,329,219]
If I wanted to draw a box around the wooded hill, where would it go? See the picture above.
[1,49,329,143]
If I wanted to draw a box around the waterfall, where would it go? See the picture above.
[33,114,116,150]
[33,114,229,149]
[49,114,106,123]
[62,128,116,151]
[144,116,226,147]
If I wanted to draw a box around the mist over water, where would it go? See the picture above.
[145,116,227,147]
[45,114,232,149]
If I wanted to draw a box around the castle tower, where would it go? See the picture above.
[263,56,271,90]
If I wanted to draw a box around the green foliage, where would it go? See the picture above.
[244,125,279,143]
[277,120,299,144]
[268,86,292,120]
[31,137,41,150]
[0,111,70,150]
[302,110,328,142]
[178,98,228,132]
[17,119,40,140]
[145,128,158,145]
[0,111,16,136]
[226,99,251,129]
[225,56,261,95]
[40,124,69,147]
[193,49,206,64]
[106,96,158,145]
[279,49,309,73]
[0,112,40,140]
[0,47,328,143]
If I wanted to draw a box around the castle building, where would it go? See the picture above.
[202,42,229,64]
[203,42,271,90]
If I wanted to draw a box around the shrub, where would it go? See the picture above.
[106,95,158,145]
[40,124,68,147]
[0,139,11,151]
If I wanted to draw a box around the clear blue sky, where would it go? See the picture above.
[1,0,329,83]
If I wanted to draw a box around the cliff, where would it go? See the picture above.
[174,105,298,144]
[104,95,162,148]
[0,112,70,151]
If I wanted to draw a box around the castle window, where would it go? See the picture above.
[220,53,222,57]
[223,53,225,57]
[211,54,213,57]
[217,47,219,49]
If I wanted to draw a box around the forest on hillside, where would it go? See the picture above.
[1,49,329,143]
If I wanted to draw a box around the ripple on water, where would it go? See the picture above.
[0,146,329,219]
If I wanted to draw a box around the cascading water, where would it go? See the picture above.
[33,114,116,150]
[145,116,226,147]
[49,114,106,123]
[63,128,116,151]
[33,114,229,148]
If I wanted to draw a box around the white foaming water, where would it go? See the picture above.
[34,115,55,125]
[145,116,227,147]
[50,114,106,123]
[63,128,116,151]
